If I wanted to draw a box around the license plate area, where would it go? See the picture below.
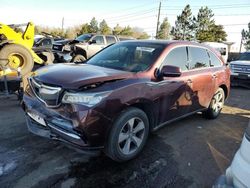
[27,112,46,127]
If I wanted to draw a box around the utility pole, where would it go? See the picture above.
[61,17,64,31]
[156,1,161,39]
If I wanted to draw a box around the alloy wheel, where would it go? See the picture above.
[212,90,224,113]
[118,117,145,155]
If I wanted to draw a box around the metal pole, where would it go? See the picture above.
[156,1,161,39]
[62,17,64,31]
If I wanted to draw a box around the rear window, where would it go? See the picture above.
[189,47,210,69]
[106,36,116,44]
[239,52,250,61]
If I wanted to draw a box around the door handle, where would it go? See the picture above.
[212,74,217,79]
[186,79,193,87]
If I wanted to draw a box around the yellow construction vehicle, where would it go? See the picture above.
[0,22,46,76]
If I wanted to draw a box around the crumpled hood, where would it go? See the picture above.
[230,60,250,66]
[54,39,72,45]
[33,64,134,90]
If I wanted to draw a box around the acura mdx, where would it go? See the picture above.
[23,40,230,162]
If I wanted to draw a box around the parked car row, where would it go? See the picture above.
[52,34,134,62]
[22,40,230,162]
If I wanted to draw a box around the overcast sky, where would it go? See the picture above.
[1,0,250,44]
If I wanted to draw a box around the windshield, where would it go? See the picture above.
[34,37,43,44]
[87,42,165,72]
[239,52,250,61]
[75,34,92,42]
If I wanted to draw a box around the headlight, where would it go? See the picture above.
[63,45,71,52]
[62,91,111,107]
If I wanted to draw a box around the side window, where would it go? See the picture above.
[105,36,116,44]
[189,47,210,69]
[92,36,104,45]
[208,51,222,67]
[163,47,188,71]
[41,39,52,46]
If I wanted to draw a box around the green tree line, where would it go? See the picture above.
[156,4,227,42]
[36,5,230,43]
[35,17,150,39]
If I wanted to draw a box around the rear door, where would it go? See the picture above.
[105,36,117,45]
[186,46,215,111]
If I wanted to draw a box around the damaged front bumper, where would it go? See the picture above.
[22,94,103,155]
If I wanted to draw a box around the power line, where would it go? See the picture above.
[108,15,156,24]
[106,9,156,21]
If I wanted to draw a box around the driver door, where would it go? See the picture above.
[87,35,106,58]
[157,46,194,123]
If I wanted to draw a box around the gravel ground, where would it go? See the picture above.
[0,87,249,188]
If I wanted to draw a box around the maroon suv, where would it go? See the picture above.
[23,40,230,162]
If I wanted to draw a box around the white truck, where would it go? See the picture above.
[202,42,228,63]
[229,51,250,88]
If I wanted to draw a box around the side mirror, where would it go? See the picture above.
[89,40,96,44]
[160,65,181,77]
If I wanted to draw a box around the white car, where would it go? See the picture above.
[230,52,250,88]
[215,121,250,188]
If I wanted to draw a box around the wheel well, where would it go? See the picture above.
[130,103,156,131]
[74,47,87,58]
[219,84,228,99]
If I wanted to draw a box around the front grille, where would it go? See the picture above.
[52,44,63,52]
[231,64,250,74]
[29,78,62,107]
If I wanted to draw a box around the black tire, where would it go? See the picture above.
[72,54,86,62]
[0,44,34,75]
[105,107,149,162]
[39,51,54,65]
[203,88,225,119]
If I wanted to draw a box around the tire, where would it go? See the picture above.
[105,107,149,162]
[39,51,54,65]
[203,88,225,119]
[72,54,86,63]
[0,44,34,76]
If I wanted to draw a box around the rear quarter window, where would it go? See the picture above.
[208,51,222,67]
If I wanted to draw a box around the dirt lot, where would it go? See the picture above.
[0,87,249,188]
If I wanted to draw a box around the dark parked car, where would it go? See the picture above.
[230,51,250,88]
[23,40,230,162]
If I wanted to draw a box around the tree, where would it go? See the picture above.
[136,32,150,39]
[194,7,227,42]
[209,24,227,42]
[171,5,195,40]
[89,17,98,33]
[99,19,111,34]
[242,23,250,50]
[156,17,171,39]
[120,26,133,36]
[113,24,122,35]
[79,23,90,35]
